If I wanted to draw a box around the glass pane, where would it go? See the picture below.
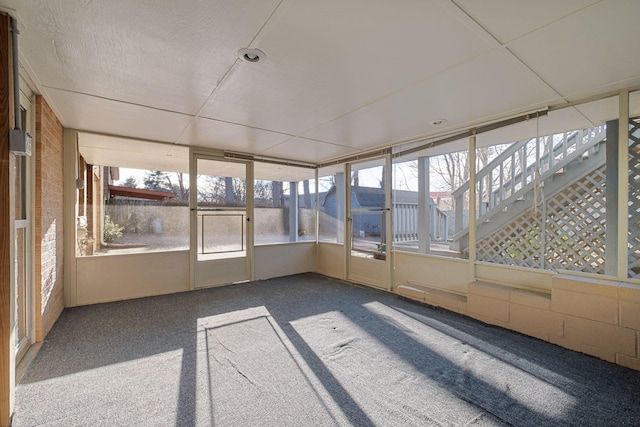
[199,213,245,254]
[15,227,27,344]
[318,166,344,243]
[197,159,246,258]
[473,98,614,272]
[254,180,290,244]
[14,155,26,220]
[629,90,640,279]
[254,163,316,244]
[79,166,190,256]
[350,159,386,259]
[297,179,316,241]
[392,148,467,258]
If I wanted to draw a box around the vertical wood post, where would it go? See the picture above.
[0,13,14,427]
[417,156,430,253]
[468,135,477,283]
[605,119,619,277]
[289,181,298,242]
[617,91,630,279]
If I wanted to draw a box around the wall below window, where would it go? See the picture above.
[76,251,190,305]
[316,242,345,280]
[254,242,316,281]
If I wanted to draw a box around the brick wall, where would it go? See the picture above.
[398,270,640,372]
[34,96,64,341]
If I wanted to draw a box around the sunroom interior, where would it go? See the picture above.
[67,93,640,305]
[1,0,640,425]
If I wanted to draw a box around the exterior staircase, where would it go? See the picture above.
[451,125,607,257]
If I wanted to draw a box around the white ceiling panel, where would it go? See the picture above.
[198,0,492,135]
[507,0,640,100]
[263,138,359,164]
[631,90,640,117]
[45,87,193,143]
[475,107,597,150]
[573,95,620,125]
[178,117,291,153]
[78,133,189,172]
[13,0,280,114]
[304,49,563,150]
[454,0,600,44]
[4,0,639,165]
[254,162,315,182]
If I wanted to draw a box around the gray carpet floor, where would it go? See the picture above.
[14,273,640,426]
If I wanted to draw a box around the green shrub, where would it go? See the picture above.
[103,215,124,242]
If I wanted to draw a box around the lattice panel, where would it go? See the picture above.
[476,165,607,273]
[628,118,640,279]
[476,212,543,268]
[545,166,607,274]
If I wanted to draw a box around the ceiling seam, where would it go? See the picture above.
[246,0,285,47]
[42,85,194,116]
[500,0,604,46]
[171,58,240,144]
[292,50,492,141]
[172,0,286,146]
[293,0,570,144]
[447,0,566,101]
[260,135,359,156]
[175,0,284,144]
[199,116,297,138]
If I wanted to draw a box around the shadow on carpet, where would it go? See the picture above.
[14,273,640,426]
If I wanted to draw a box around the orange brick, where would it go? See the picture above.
[468,281,510,301]
[552,288,618,325]
[620,283,640,303]
[620,301,640,330]
[553,274,619,297]
[34,94,65,341]
[563,316,636,356]
[616,354,640,372]
[508,323,551,342]
[468,293,509,322]
[550,335,616,363]
[510,289,551,310]
[510,303,564,337]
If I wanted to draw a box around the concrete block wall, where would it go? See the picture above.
[34,95,64,341]
[400,274,640,372]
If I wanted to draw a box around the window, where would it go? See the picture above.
[253,163,316,244]
[77,142,190,256]
[318,165,344,243]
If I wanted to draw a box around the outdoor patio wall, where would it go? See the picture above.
[75,251,190,305]
[34,95,65,341]
[254,242,316,281]
[105,206,312,238]
[316,242,345,280]
[396,255,640,372]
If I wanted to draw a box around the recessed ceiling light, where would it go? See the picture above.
[432,119,447,126]
[237,48,266,63]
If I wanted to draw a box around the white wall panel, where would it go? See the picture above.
[254,243,316,280]
[76,251,190,305]
[316,243,345,280]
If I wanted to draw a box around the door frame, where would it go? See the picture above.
[14,89,35,364]
[345,155,392,290]
[189,149,254,289]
